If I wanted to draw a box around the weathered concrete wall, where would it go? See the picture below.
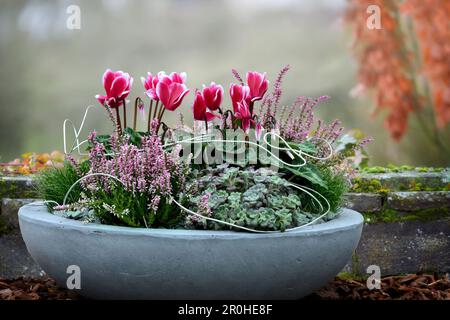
[1,171,449,278]
[343,170,450,276]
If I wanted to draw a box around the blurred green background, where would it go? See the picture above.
[0,0,448,166]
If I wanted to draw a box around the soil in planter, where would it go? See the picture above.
[1,273,448,300]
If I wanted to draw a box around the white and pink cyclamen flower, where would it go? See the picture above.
[96,69,133,108]
[141,71,189,111]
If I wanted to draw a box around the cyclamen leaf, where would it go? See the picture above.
[282,140,317,154]
[284,164,328,189]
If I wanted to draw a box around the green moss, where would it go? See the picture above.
[399,165,415,171]
[363,207,450,224]
[337,252,367,280]
[351,178,390,193]
[363,166,387,173]
[361,165,447,174]
[337,271,367,282]
[351,175,449,193]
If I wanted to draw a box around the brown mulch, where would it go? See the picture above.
[308,273,450,300]
[1,273,449,300]
[0,277,81,300]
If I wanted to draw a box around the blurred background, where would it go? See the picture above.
[0,0,448,166]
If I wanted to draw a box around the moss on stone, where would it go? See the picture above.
[363,207,450,224]
[337,252,368,280]
[351,178,390,193]
[336,271,368,282]
[351,172,449,193]
[361,165,447,174]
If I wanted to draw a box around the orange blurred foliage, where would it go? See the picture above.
[402,0,450,128]
[345,0,449,140]
[0,151,64,175]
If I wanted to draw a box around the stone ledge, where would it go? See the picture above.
[387,191,450,211]
[344,218,450,275]
[353,171,449,192]
[0,176,36,199]
[344,193,383,213]
[1,198,38,230]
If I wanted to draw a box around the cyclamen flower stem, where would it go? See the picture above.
[114,106,122,136]
[158,105,166,122]
[153,101,160,121]
[204,117,209,133]
[147,100,153,132]
[133,98,139,131]
[122,99,127,129]
[156,107,166,133]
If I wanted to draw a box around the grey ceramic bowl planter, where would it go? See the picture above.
[19,203,363,299]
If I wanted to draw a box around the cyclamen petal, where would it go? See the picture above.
[157,81,189,111]
[202,82,223,110]
[110,77,128,98]
[103,69,115,96]
[156,81,170,106]
[170,72,187,84]
[246,71,268,102]
[95,94,107,106]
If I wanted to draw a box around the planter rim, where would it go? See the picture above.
[19,203,363,239]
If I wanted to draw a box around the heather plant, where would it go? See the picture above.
[76,121,189,227]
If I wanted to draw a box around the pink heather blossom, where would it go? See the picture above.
[246,71,268,102]
[193,91,220,122]
[280,96,331,142]
[231,68,244,85]
[156,75,190,111]
[83,120,186,214]
[96,69,133,108]
[202,82,223,111]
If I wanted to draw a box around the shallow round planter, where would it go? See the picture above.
[19,203,363,299]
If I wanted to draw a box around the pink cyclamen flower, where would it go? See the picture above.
[193,91,220,121]
[229,83,250,113]
[246,71,268,102]
[202,82,223,111]
[96,69,133,108]
[234,100,254,134]
[156,75,190,111]
[141,72,162,101]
